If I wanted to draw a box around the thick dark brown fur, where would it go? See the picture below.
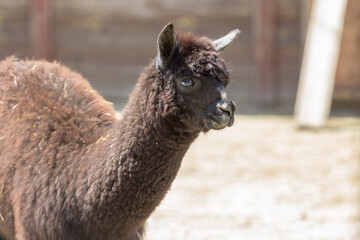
[0,27,235,240]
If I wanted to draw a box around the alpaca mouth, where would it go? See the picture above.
[207,112,234,130]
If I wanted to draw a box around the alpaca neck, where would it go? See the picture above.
[83,90,198,237]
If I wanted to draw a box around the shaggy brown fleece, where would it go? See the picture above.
[0,27,235,240]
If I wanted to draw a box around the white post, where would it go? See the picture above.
[294,0,348,128]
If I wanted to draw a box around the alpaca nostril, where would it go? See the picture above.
[231,100,236,112]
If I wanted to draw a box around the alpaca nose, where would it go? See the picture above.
[216,99,236,127]
[217,100,236,116]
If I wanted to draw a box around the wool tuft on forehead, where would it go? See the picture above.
[175,31,216,53]
[173,31,230,85]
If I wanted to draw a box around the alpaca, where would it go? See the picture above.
[0,23,239,240]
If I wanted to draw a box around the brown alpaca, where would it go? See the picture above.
[0,23,239,240]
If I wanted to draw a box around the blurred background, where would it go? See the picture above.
[0,0,359,239]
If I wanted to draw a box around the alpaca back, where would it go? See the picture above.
[0,58,116,237]
[0,57,116,159]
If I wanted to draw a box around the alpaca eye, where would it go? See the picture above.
[181,79,194,87]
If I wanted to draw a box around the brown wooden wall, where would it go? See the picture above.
[335,0,360,101]
[0,0,358,110]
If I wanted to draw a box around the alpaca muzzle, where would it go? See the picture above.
[216,99,236,127]
[206,99,236,130]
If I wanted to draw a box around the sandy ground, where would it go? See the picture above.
[145,116,360,240]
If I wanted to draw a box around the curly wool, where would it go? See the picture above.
[0,29,231,240]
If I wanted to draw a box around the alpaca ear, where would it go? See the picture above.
[156,23,177,72]
[213,29,241,52]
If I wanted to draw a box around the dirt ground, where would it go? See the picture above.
[145,116,360,240]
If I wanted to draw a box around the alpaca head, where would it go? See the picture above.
[152,23,240,133]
